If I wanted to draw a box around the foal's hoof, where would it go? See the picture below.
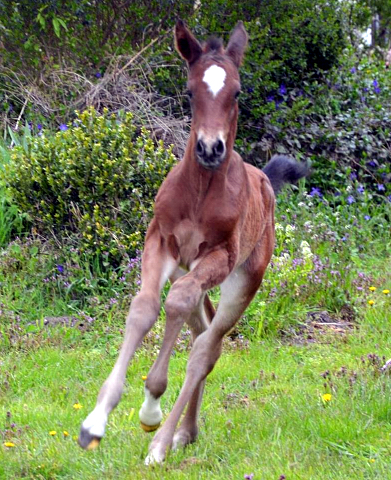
[140,421,161,433]
[78,427,102,450]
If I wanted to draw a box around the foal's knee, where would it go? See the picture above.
[165,277,201,319]
[127,291,160,333]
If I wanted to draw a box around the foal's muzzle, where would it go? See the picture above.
[195,138,226,170]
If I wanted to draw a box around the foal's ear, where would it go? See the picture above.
[226,21,248,67]
[175,19,202,65]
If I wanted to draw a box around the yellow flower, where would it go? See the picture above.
[49,431,57,436]
[141,375,147,381]
[73,403,83,410]
[4,442,15,448]
[383,289,390,295]
[322,393,332,402]
[369,458,375,463]
[368,300,375,306]
[63,431,69,437]
[369,286,376,292]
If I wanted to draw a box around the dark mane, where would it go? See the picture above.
[205,36,223,53]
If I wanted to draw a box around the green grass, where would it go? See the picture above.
[1,134,391,478]
[1,282,391,479]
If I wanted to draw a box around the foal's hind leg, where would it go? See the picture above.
[78,225,176,450]
[173,295,215,450]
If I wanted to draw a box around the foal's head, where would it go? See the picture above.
[175,20,247,171]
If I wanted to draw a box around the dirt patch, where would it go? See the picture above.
[284,306,356,345]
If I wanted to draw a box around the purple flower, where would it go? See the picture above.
[56,264,64,273]
[37,124,42,130]
[350,172,357,180]
[266,95,274,103]
[347,195,355,204]
[59,124,68,131]
[247,87,254,93]
[364,215,371,220]
[310,187,322,197]
[378,184,385,191]
[350,67,356,73]
[279,84,287,95]
[357,185,364,194]
[244,474,254,480]
[373,79,378,88]
[367,160,377,168]
[95,72,102,78]
[388,195,391,203]
[374,86,381,94]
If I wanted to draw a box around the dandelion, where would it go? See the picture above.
[142,375,147,381]
[383,289,390,295]
[369,458,375,463]
[369,286,376,292]
[368,300,375,306]
[3,442,15,448]
[63,431,69,437]
[73,403,83,410]
[322,393,332,402]
[49,431,57,436]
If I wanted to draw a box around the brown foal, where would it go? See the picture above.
[78,20,308,464]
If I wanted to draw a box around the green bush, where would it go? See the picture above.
[239,55,391,198]
[2,107,176,263]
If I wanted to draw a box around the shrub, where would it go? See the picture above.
[2,107,176,263]
[240,55,391,199]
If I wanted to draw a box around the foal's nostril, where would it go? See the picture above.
[213,139,225,157]
[196,140,205,157]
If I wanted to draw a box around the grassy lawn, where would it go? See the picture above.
[1,273,391,480]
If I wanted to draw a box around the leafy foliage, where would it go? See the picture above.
[238,55,391,198]
[2,107,176,263]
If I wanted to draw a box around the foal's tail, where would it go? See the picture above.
[262,155,309,194]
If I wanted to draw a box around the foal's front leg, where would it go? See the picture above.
[78,226,177,450]
[144,250,231,464]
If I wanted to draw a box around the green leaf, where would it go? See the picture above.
[36,13,46,29]
[52,17,61,38]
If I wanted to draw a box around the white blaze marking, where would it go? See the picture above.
[203,65,226,97]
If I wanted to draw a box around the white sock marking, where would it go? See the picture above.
[139,387,163,426]
[203,65,226,97]
[82,405,108,438]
